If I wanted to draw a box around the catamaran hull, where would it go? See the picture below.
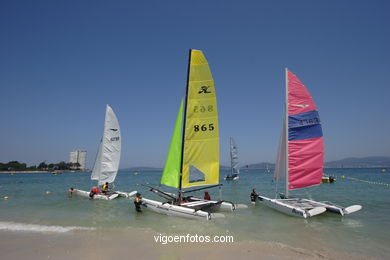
[257,196,326,218]
[159,192,247,211]
[141,198,225,220]
[301,199,362,216]
[258,196,362,218]
[180,197,247,211]
[224,176,239,181]
[73,189,131,200]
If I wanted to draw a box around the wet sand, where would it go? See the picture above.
[0,229,377,260]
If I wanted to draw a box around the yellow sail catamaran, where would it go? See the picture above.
[140,49,246,220]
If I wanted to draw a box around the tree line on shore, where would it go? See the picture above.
[0,161,81,171]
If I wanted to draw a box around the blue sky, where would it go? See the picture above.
[1,0,389,168]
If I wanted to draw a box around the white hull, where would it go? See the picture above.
[141,198,225,220]
[258,196,362,218]
[73,189,131,200]
[182,197,247,211]
[158,191,247,211]
[224,176,239,181]
[258,196,326,218]
[302,199,362,215]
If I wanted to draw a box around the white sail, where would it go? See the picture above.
[273,119,287,180]
[229,137,240,176]
[91,105,121,185]
[91,138,103,179]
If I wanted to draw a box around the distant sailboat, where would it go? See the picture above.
[258,69,362,218]
[322,175,336,183]
[141,50,246,220]
[265,163,271,174]
[73,105,133,200]
[224,137,239,181]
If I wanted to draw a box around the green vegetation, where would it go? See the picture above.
[0,161,81,171]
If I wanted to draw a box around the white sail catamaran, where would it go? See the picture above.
[73,105,135,200]
[224,137,239,181]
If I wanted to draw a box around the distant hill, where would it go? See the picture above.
[120,166,162,172]
[220,165,230,170]
[123,165,232,171]
[241,156,390,169]
[324,156,390,168]
[240,162,275,170]
[121,157,390,171]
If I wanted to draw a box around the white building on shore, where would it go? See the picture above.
[69,150,87,170]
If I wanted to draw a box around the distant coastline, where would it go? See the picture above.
[0,170,49,174]
[0,170,89,174]
[2,156,389,173]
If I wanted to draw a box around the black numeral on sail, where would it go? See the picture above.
[193,105,213,113]
[193,124,214,132]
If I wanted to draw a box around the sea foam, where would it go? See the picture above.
[0,221,95,233]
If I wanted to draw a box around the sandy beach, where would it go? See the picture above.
[0,229,378,260]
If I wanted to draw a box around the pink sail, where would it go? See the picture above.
[287,71,323,190]
[288,71,317,115]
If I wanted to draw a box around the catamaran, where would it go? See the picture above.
[258,69,362,218]
[73,105,133,200]
[322,175,336,183]
[224,137,239,180]
[141,49,246,220]
[265,163,271,174]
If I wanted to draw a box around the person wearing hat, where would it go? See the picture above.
[133,193,143,212]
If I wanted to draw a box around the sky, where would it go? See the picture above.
[0,0,389,168]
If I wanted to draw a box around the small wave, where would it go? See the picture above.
[0,221,95,233]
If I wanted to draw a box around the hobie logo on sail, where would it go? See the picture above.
[110,137,120,141]
[198,86,211,94]
[110,128,118,131]
[290,104,309,108]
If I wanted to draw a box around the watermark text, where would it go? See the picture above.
[154,233,234,245]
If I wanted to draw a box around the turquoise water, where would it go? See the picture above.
[1,168,390,258]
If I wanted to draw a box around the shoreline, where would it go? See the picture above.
[0,170,50,174]
[0,170,89,174]
[0,229,378,260]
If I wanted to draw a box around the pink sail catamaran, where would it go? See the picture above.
[258,69,362,218]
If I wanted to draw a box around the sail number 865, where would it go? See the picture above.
[194,124,215,132]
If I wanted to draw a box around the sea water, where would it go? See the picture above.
[0,168,389,258]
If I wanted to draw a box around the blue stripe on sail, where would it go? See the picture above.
[288,110,323,141]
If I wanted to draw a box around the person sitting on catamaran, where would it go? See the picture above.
[204,191,211,200]
[250,189,258,203]
[101,182,113,194]
[89,187,100,198]
[134,193,143,212]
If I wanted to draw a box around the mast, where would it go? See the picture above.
[285,68,289,198]
[229,137,233,177]
[98,105,109,185]
[178,49,192,201]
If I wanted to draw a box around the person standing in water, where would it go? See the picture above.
[250,189,258,204]
[68,187,76,198]
[134,193,143,212]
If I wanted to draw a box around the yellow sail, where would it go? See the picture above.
[181,49,219,188]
